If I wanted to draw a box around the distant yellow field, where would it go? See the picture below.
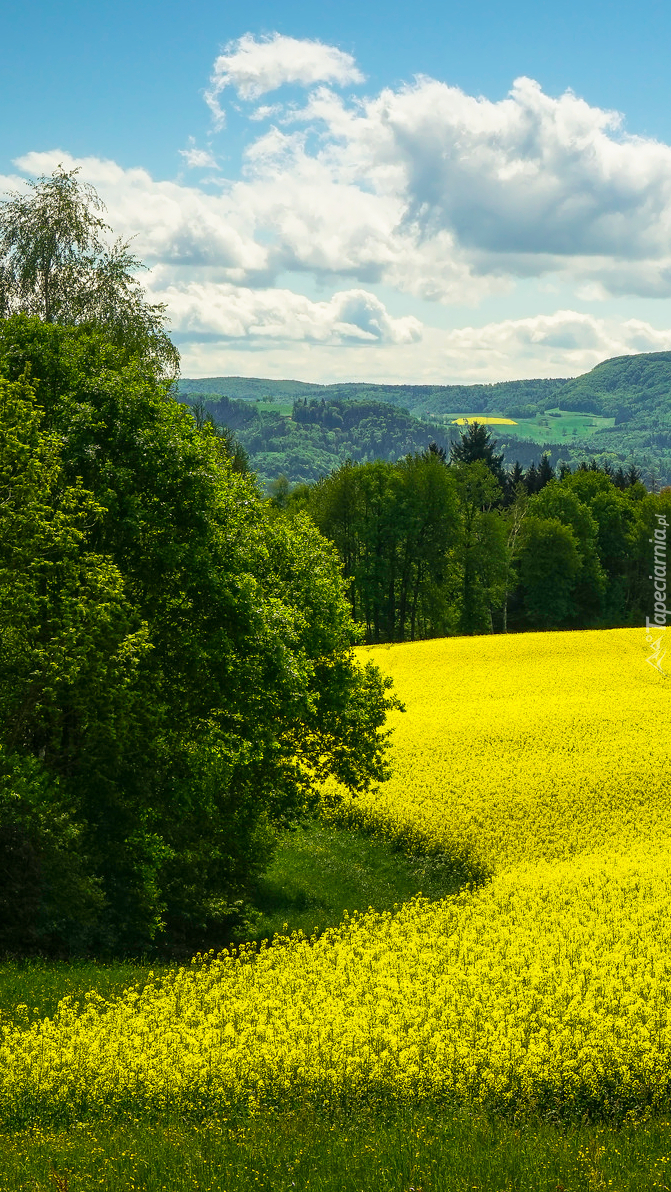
[4,628,671,1122]
[451,416,518,424]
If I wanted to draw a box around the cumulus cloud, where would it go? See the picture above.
[20,59,671,307]
[205,33,363,126]
[160,281,422,345]
[442,310,671,376]
[14,44,671,380]
[266,75,671,297]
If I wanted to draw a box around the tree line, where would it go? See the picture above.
[278,424,670,641]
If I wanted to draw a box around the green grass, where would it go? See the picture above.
[437,410,616,444]
[254,399,294,415]
[3,1107,671,1191]
[241,819,463,945]
[0,820,461,1027]
[508,409,615,443]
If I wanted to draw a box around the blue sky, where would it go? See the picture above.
[3,0,671,382]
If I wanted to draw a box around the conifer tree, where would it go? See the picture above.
[450,421,506,489]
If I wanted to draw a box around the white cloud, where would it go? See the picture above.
[20,62,671,308]
[205,33,364,127]
[15,151,267,276]
[179,139,219,170]
[441,310,671,377]
[175,307,671,384]
[160,281,422,345]
[249,104,282,122]
[13,47,671,383]
[267,75,671,298]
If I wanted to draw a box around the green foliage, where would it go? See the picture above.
[530,482,606,622]
[0,819,462,985]
[451,460,506,634]
[518,516,582,625]
[0,167,178,375]
[0,318,398,955]
[561,471,638,620]
[292,428,670,641]
[558,350,671,416]
[0,753,103,955]
[301,452,461,642]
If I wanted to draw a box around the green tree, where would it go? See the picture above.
[453,461,508,634]
[0,167,178,375]
[626,488,671,623]
[500,486,528,632]
[0,320,399,953]
[305,454,460,642]
[307,461,366,623]
[392,452,461,640]
[450,422,507,489]
[188,399,249,474]
[518,517,581,625]
[536,453,555,490]
[531,481,606,623]
[562,470,636,620]
[0,373,148,949]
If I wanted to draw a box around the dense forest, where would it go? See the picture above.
[179,354,671,485]
[276,427,670,643]
[187,392,453,484]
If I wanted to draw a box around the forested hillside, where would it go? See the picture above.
[185,393,453,485]
[178,352,671,485]
[177,374,563,412]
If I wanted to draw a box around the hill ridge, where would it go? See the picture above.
[177,350,671,485]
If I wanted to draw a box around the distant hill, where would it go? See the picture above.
[182,393,454,486]
[177,375,564,414]
[556,351,671,416]
[177,352,671,485]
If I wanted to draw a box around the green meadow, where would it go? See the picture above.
[438,409,616,443]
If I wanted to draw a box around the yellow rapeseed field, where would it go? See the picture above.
[329,628,670,872]
[2,627,670,1124]
[451,416,519,425]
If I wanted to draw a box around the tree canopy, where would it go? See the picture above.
[0,168,401,956]
[0,167,178,375]
[291,444,670,640]
[0,318,400,954]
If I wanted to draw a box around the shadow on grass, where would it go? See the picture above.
[238,819,472,946]
[0,821,477,1022]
